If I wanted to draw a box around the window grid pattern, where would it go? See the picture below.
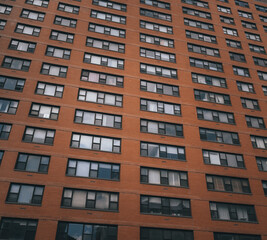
[236,81,254,93]
[245,32,261,41]
[253,57,267,67]
[183,7,211,19]
[23,127,55,145]
[41,63,68,77]
[184,18,214,31]
[192,73,226,88]
[140,48,176,62]
[140,0,170,10]
[249,44,265,54]
[15,23,41,36]
[241,97,259,110]
[54,15,77,28]
[140,20,173,34]
[57,2,79,14]
[190,58,223,71]
[2,57,31,71]
[0,75,25,91]
[226,39,242,49]
[185,30,217,43]
[245,115,265,129]
[35,82,64,97]
[251,135,267,149]
[0,98,19,114]
[220,16,235,25]
[88,23,126,38]
[84,53,124,69]
[257,71,267,80]
[217,5,232,14]
[20,9,45,21]
[233,66,250,77]
[140,8,172,21]
[26,0,49,7]
[29,103,60,120]
[91,10,126,24]
[0,4,12,15]
[229,52,246,62]
[223,27,238,36]
[140,80,179,96]
[257,157,267,171]
[188,43,220,57]
[86,37,125,53]
[140,99,181,115]
[194,89,231,105]
[197,107,235,124]
[0,123,12,140]
[214,233,260,240]
[182,0,209,8]
[140,63,177,78]
[238,10,253,19]
[50,30,74,43]
[92,0,126,12]
[9,39,36,53]
[45,46,71,59]
[140,33,174,48]
[0,19,6,30]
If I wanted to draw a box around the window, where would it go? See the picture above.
[20,9,45,21]
[71,133,121,153]
[50,30,74,43]
[0,150,4,164]
[206,175,250,194]
[236,81,254,93]
[141,167,188,187]
[88,23,126,38]
[233,66,250,77]
[218,0,229,2]
[15,153,50,173]
[238,10,253,19]
[245,32,261,41]
[56,222,117,240]
[259,15,267,23]
[0,123,12,140]
[197,108,235,124]
[57,2,79,14]
[86,37,125,53]
[140,80,179,96]
[241,20,257,29]
[246,115,265,129]
[140,99,181,115]
[54,15,77,28]
[256,156,267,171]
[258,70,267,80]
[0,19,6,30]
[80,70,123,87]
[249,44,265,54]
[92,0,126,12]
[182,7,211,19]
[141,119,183,137]
[185,30,217,43]
[220,15,235,24]
[184,18,214,31]
[255,4,267,12]
[78,89,123,107]
[188,43,220,57]
[140,48,176,62]
[262,86,267,95]
[217,5,231,14]
[23,126,55,145]
[0,4,12,14]
[140,33,174,48]
[229,52,246,62]
[190,58,223,72]
[141,142,185,160]
[263,25,267,32]
[75,109,122,129]
[226,39,242,49]
[15,23,41,36]
[9,39,36,53]
[1,56,31,71]
[91,10,126,24]
[192,73,227,88]
[194,89,231,105]
[41,63,68,77]
[263,181,267,195]
[46,46,71,60]
[235,0,249,8]
[251,135,267,149]
[0,98,19,114]
[199,128,240,145]
[6,183,44,205]
[210,202,257,222]
[140,63,177,78]
[0,218,38,240]
[140,20,173,34]
[61,188,119,211]
[66,159,120,180]
[141,195,191,217]
[29,103,60,120]
[182,0,209,9]
[214,233,261,240]
[241,98,259,110]
[253,57,267,67]
[25,0,49,7]
[35,82,64,97]
[140,8,172,21]
[0,75,25,91]
[223,27,238,36]
[83,53,124,69]
[140,0,170,10]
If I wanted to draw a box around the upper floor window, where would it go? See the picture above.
[84,53,124,69]
[57,2,79,14]
[9,39,36,53]
[140,98,181,115]
[257,156,267,171]
[182,7,211,19]
[25,0,49,7]
[226,39,242,49]
[214,233,260,240]
[0,98,19,114]
[0,19,6,30]
[185,30,217,43]
[255,4,267,12]
[197,107,235,124]
[236,81,254,93]
[0,4,12,15]
[88,23,126,38]
[35,82,64,98]
[203,149,245,168]
[184,18,214,31]
[217,5,231,14]
[223,27,238,36]
[54,15,77,28]
[262,85,267,95]
[249,44,265,54]
[182,0,209,8]
[71,133,121,153]
[140,63,177,78]
[245,32,261,41]
[141,167,188,187]
[257,70,267,80]
[0,75,25,91]
[206,175,250,194]
[229,52,246,62]
[0,123,12,140]
[246,115,265,129]
[20,9,45,21]
[46,45,71,59]
[241,97,259,110]
[81,70,123,87]
[251,135,267,149]
[92,0,127,12]
[66,158,120,181]
[15,23,41,36]
[1,56,31,71]
[29,103,60,120]
[141,119,183,137]
[140,20,173,34]
[15,153,50,173]
[194,89,231,105]
[40,63,68,78]
[140,8,172,21]
[140,195,191,217]
[220,15,235,24]
[141,228,193,240]
[50,30,74,43]
[263,26,267,33]
[235,0,249,8]
[259,15,267,23]
[199,128,240,145]
[75,109,122,129]
[140,80,179,96]
[91,10,126,24]
[192,73,226,88]
[140,47,176,62]
[233,66,250,77]
[140,33,174,48]
[189,58,223,72]
[210,202,257,222]
[0,150,4,164]
[140,0,170,10]
[6,183,44,205]
[188,43,220,57]
[241,20,257,29]
[23,126,55,145]
[253,57,267,67]
[238,10,253,19]
[78,89,123,107]
[86,37,125,53]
